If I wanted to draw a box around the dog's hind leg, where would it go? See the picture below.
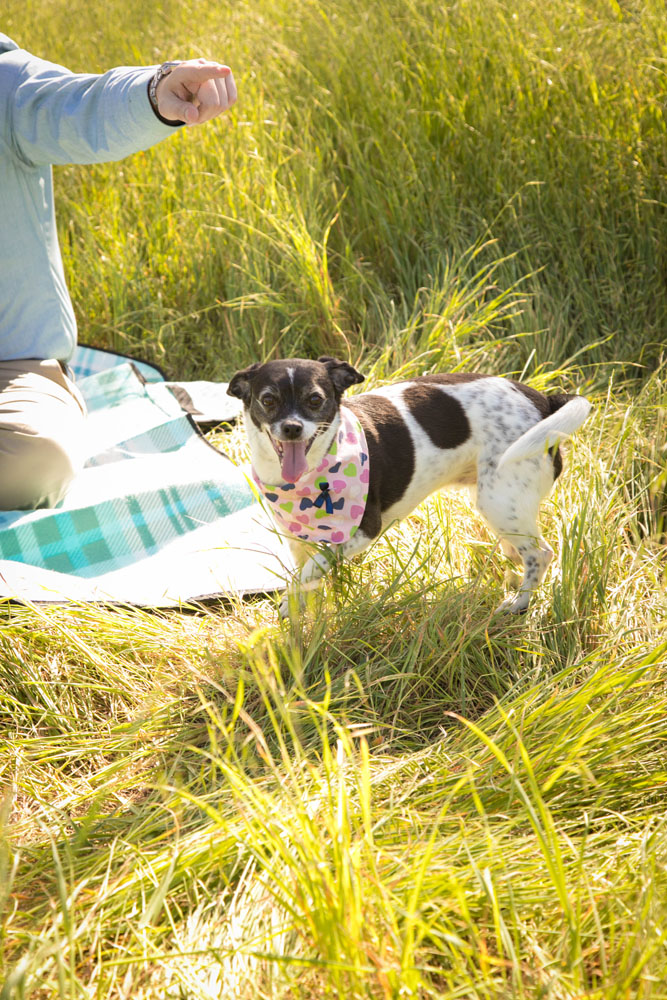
[499,538,520,562]
[494,535,553,613]
[476,459,555,613]
[499,538,523,590]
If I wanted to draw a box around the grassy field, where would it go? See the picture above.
[1,0,666,996]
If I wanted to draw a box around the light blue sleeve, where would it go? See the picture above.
[1,48,179,167]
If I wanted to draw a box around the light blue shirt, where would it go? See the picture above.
[0,34,177,361]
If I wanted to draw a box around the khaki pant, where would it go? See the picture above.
[0,359,87,511]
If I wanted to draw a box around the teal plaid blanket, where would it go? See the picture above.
[0,348,293,605]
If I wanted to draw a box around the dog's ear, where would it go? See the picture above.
[318,356,365,395]
[227,363,261,403]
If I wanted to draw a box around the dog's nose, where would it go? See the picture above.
[281,420,303,440]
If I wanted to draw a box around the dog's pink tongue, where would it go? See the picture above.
[281,441,308,483]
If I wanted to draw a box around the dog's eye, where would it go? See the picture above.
[260,394,278,412]
[308,393,324,409]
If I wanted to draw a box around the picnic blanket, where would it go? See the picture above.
[0,347,294,606]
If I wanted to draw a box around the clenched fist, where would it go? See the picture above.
[154,59,237,126]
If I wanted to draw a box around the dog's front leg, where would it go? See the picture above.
[279,531,373,618]
[279,539,335,618]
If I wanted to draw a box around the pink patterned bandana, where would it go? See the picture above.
[253,407,369,544]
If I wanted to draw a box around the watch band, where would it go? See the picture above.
[147,61,183,127]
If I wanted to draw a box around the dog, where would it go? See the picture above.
[227,356,592,616]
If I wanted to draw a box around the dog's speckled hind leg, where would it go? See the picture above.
[475,452,556,613]
[495,536,554,613]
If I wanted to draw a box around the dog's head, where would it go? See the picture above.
[227,356,364,484]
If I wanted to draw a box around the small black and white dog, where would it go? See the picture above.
[228,357,591,616]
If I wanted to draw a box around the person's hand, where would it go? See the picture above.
[155,59,237,125]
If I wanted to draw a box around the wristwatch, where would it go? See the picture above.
[147,61,183,126]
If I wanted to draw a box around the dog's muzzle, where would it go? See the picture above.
[268,421,314,483]
[280,419,304,441]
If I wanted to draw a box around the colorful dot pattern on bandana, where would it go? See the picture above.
[253,408,369,544]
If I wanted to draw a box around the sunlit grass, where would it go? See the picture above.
[1,0,666,995]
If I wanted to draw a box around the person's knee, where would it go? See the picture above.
[0,431,78,510]
[0,361,86,511]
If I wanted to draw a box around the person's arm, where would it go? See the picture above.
[2,49,236,167]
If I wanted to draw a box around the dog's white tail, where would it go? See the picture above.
[497,396,592,470]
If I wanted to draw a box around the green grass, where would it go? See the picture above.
[1,0,666,996]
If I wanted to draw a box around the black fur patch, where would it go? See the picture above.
[551,447,563,480]
[317,356,365,396]
[417,373,488,387]
[509,381,572,480]
[509,380,572,419]
[344,395,414,538]
[403,382,472,449]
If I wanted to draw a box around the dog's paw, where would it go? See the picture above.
[495,591,531,614]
